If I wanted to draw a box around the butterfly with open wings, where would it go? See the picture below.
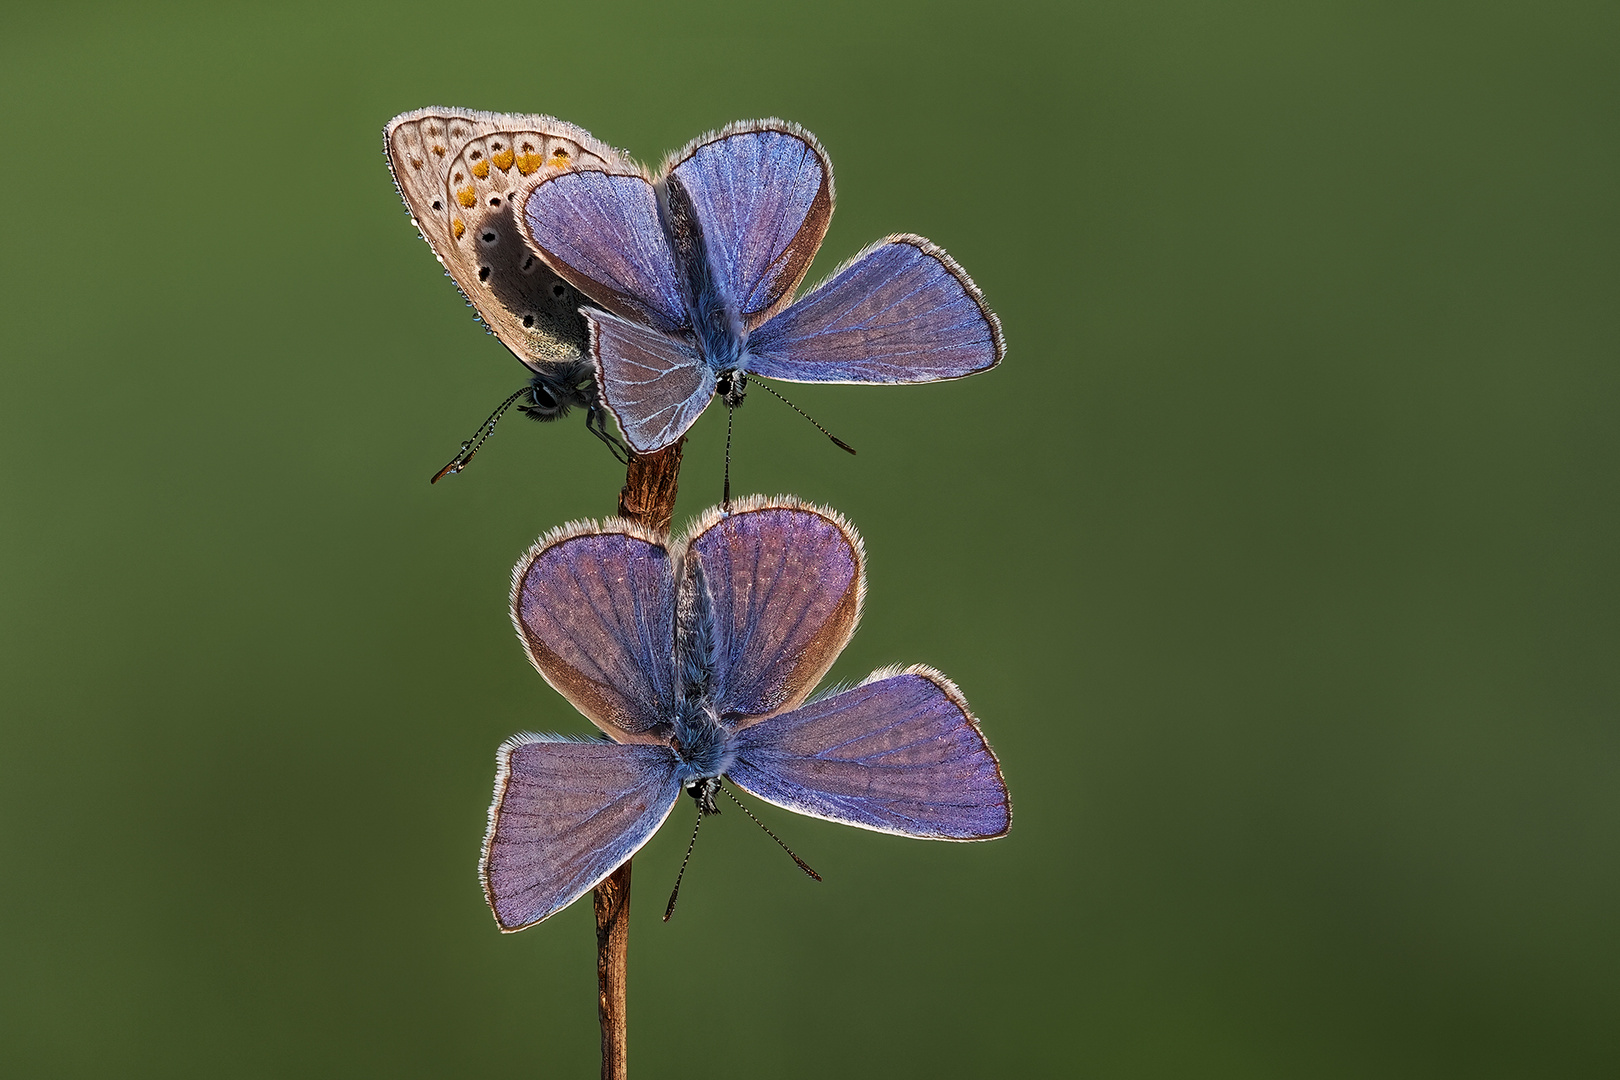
[516,120,1006,456]
[482,496,1011,931]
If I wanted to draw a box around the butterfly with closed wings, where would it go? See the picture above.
[384,108,633,477]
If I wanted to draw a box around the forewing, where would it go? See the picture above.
[728,666,1010,840]
[481,735,682,931]
[679,498,863,724]
[384,108,628,372]
[521,170,690,333]
[663,121,834,329]
[511,522,680,741]
[589,310,716,454]
[745,235,1004,383]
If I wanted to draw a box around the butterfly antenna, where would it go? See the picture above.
[724,785,821,882]
[663,811,706,922]
[722,399,735,512]
[429,386,531,483]
[754,382,857,455]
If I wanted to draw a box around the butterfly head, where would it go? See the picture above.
[715,370,748,410]
[516,363,594,421]
[683,776,723,816]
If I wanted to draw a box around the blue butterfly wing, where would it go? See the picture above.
[587,309,717,454]
[512,526,679,742]
[680,499,863,724]
[744,235,1004,383]
[521,169,690,333]
[728,666,1010,840]
[481,735,682,931]
[664,122,833,329]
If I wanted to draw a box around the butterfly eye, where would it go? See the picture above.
[530,384,558,410]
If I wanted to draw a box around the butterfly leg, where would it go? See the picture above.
[586,403,632,465]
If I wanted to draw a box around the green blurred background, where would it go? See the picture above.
[2,1,1615,1076]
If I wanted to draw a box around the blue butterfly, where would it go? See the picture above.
[481,496,1011,931]
[516,120,1005,454]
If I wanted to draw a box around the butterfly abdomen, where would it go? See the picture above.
[676,560,720,701]
[663,173,745,372]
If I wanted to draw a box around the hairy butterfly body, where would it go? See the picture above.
[481,496,1010,931]
[518,120,1006,455]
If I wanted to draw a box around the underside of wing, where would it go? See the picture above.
[510,517,680,742]
[589,310,715,454]
[728,666,1010,840]
[744,235,1004,384]
[662,120,834,330]
[384,108,629,372]
[676,497,864,724]
[481,735,681,931]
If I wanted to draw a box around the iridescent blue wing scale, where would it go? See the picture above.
[481,735,682,931]
[679,499,863,725]
[521,170,689,333]
[727,666,1010,840]
[511,524,679,743]
[663,121,834,329]
[744,235,1004,383]
[586,310,717,455]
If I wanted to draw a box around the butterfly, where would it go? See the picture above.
[481,496,1011,931]
[514,119,1006,456]
[383,108,633,471]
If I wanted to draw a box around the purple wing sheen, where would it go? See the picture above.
[511,526,679,742]
[589,310,717,454]
[522,170,689,332]
[744,235,1004,384]
[665,122,834,329]
[681,499,863,724]
[481,736,682,931]
[728,667,1010,840]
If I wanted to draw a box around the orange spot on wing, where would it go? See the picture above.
[548,150,571,167]
[471,159,490,179]
[452,218,465,240]
[515,152,545,175]
[456,186,477,208]
[492,147,515,171]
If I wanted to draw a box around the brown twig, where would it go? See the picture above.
[593,437,686,1080]
[617,439,686,534]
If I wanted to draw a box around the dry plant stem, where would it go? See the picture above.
[617,438,686,533]
[593,437,686,1080]
[592,862,632,1080]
